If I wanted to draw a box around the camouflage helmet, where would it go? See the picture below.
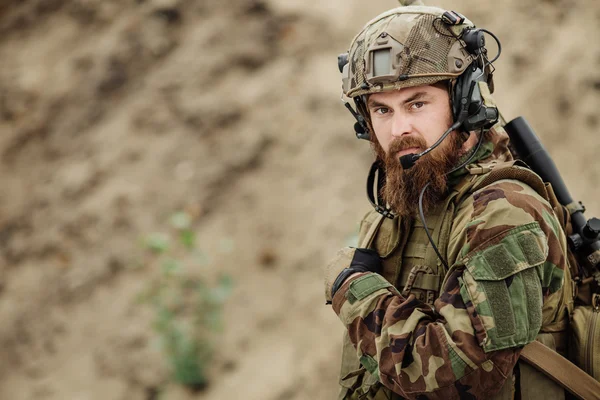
[340,0,484,99]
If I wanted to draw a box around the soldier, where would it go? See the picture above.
[324,1,573,399]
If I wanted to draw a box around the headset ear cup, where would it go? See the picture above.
[451,63,498,132]
[355,96,372,141]
[452,65,475,123]
[451,75,462,122]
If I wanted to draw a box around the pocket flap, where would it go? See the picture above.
[464,222,548,281]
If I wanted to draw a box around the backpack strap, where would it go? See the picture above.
[521,340,600,400]
[469,160,550,202]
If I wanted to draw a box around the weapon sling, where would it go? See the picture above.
[520,341,600,400]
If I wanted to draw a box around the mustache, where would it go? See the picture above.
[388,136,427,156]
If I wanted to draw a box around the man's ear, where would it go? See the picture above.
[460,129,470,142]
[461,130,479,151]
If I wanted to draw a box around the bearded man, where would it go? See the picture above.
[324,1,572,399]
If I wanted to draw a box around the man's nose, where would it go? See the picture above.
[390,114,412,138]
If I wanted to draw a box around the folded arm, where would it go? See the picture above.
[330,179,567,399]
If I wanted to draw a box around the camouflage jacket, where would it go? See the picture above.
[331,129,570,399]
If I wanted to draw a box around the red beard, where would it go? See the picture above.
[375,133,464,218]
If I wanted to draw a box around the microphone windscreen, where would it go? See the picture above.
[354,121,365,134]
[400,154,418,169]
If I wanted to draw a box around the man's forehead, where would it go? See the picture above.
[367,84,442,105]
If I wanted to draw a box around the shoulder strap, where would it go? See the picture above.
[359,213,386,248]
[470,160,550,202]
[521,341,600,400]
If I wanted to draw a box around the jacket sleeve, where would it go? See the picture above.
[331,179,568,399]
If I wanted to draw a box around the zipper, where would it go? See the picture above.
[587,311,598,376]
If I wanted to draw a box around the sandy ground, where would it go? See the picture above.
[0,0,598,399]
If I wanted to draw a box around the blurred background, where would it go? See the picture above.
[0,0,598,399]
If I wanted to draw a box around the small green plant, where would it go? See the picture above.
[140,211,233,390]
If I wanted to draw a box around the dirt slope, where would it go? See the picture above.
[0,0,598,399]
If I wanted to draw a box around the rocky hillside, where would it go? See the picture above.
[0,0,598,399]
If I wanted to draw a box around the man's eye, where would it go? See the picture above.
[374,107,389,115]
[411,102,425,109]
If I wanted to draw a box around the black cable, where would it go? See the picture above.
[432,17,460,39]
[417,127,486,270]
[419,182,450,271]
[432,19,501,65]
[447,126,486,175]
[480,28,502,63]
[419,120,462,158]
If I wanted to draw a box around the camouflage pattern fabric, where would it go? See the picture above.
[342,6,476,98]
[331,175,568,399]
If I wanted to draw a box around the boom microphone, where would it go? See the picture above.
[399,120,462,169]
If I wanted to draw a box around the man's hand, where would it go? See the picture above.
[324,247,383,303]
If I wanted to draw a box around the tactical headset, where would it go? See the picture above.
[338,11,501,170]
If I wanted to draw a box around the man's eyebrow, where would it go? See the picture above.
[367,91,430,109]
[367,99,389,109]
[402,91,429,104]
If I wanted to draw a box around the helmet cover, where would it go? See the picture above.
[342,4,478,98]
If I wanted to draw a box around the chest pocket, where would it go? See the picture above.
[339,184,471,398]
[358,210,410,286]
[370,215,405,286]
[398,196,458,304]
